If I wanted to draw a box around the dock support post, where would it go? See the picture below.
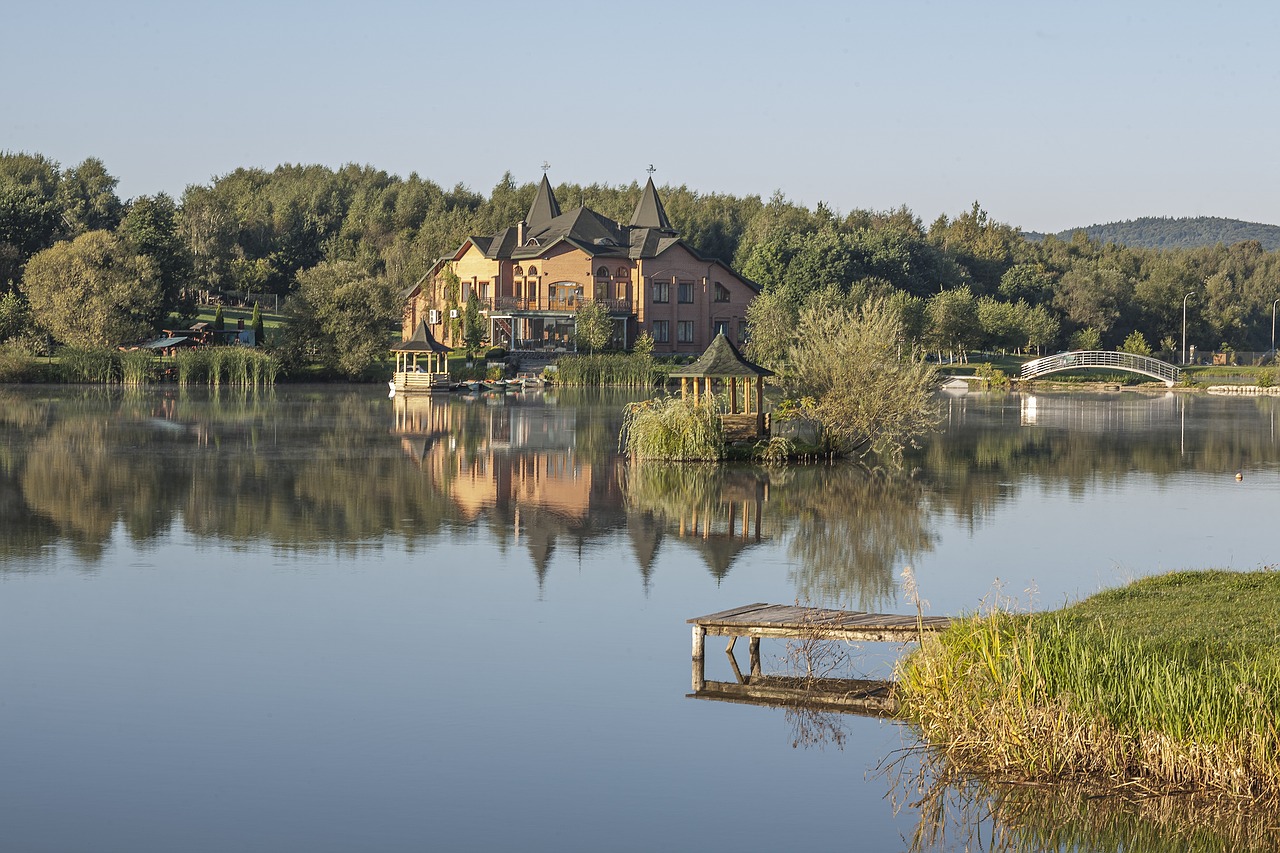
[692,625,706,692]
[749,637,761,676]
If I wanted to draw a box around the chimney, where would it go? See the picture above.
[517,220,526,245]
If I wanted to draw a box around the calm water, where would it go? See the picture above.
[1,385,1277,852]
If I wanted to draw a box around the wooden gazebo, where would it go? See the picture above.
[669,333,773,438]
[391,320,452,392]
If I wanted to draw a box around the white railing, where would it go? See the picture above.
[1020,351,1180,386]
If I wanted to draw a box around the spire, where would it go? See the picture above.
[526,173,561,232]
[630,175,672,231]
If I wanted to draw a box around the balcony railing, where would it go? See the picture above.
[491,296,633,314]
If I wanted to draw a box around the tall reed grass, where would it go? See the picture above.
[896,597,1280,802]
[172,347,278,386]
[119,350,156,386]
[555,352,657,387]
[620,395,725,461]
[58,348,119,383]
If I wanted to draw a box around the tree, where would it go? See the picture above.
[1119,330,1153,356]
[20,230,161,348]
[0,151,62,288]
[283,260,399,377]
[213,305,225,332]
[250,301,264,345]
[1070,327,1102,351]
[461,296,487,361]
[120,193,192,326]
[573,299,611,354]
[57,157,122,237]
[745,288,798,370]
[926,286,978,362]
[779,297,938,466]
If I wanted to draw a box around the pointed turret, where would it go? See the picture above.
[630,176,673,231]
[526,173,561,232]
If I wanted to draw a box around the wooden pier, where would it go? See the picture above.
[687,603,952,714]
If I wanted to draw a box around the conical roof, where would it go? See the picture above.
[668,333,773,378]
[391,319,452,353]
[527,174,562,231]
[630,176,672,231]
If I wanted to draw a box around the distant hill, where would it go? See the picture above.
[1023,217,1280,251]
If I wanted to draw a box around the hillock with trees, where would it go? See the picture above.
[5,150,1280,383]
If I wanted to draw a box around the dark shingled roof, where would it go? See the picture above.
[391,319,452,353]
[513,206,628,258]
[630,176,673,231]
[527,174,562,231]
[669,333,773,378]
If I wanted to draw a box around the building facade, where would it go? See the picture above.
[401,175,758,354]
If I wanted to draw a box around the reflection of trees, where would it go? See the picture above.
[771,466,931,609]
[896,751,1279,853]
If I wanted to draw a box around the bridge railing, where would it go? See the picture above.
[1020,350,1180,385]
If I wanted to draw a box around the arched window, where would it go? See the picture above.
[616,266,629,278]
[596,266,609,278]
[513,265,524,276]
[527,266,537,275]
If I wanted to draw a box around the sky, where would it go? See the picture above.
[6,0,1280,234]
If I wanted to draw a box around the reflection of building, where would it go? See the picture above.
[392,393,625,586]
[401,174,758,354]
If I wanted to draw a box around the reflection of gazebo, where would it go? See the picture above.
[391,320,452,392]
[669,333,773,438]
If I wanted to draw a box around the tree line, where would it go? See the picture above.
[5,150,1280,376]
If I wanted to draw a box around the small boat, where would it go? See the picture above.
[515,371,545,387]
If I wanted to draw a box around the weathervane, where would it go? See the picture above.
[541,161,551,173]
[646,164,656,175]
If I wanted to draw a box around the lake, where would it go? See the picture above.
[1,385,1277,852]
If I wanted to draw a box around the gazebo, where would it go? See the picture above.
[669,333,774,438]
[391,320,452,392]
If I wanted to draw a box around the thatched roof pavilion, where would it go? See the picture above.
[669,333,773,437]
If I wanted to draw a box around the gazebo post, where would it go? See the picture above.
[756,376,765,436]
[681,376,688,400]
[729,377,738,413]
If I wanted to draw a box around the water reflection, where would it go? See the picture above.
[3,388,1279,600]
[892,752,1280,853]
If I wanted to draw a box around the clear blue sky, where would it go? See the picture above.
[7,0,1280,233]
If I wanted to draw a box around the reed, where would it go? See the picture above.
[58,347,118,383]
[172,347,277,386]
[896,570,1280,803]
[555,352,657,387]
[119,350,156,386]
[619,395,725,461]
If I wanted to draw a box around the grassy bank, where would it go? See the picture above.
[896,570,1280,803]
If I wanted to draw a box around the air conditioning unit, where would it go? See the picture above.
[449,309,459,319]
[428,309,440,325]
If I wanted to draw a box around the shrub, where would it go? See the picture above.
[620,395,725,461]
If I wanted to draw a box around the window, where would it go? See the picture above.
[513,265,524,276]
[527,266,537,275]
[739,320,748,343]
[678,282,694,303]
[712,320,729,338]
[652,320,669,343]
[677,320,694,343]
[616,266,628,278]
[596,266,609,278]
[714,282,731,303]
[651,280,669,303]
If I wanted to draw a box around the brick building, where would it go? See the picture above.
[401,174,758,355]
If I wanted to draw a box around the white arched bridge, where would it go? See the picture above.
[1019,351,1180,386]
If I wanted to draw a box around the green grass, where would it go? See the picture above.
[896,570,1280,803]
[619,395,725,461]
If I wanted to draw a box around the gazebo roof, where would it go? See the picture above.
[391,320,452,354]
[668,333,773,379]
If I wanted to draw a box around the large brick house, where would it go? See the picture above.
[402,174,758,354]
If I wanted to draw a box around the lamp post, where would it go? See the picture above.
[1272,299,1279,356]
[1182,291,1195,366]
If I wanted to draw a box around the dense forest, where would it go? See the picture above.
[4,150,1280,377]
[1028,217,1280,252]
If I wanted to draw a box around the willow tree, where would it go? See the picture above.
[779,296,938,467]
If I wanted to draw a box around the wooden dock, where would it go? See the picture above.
[687,603,952,712]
